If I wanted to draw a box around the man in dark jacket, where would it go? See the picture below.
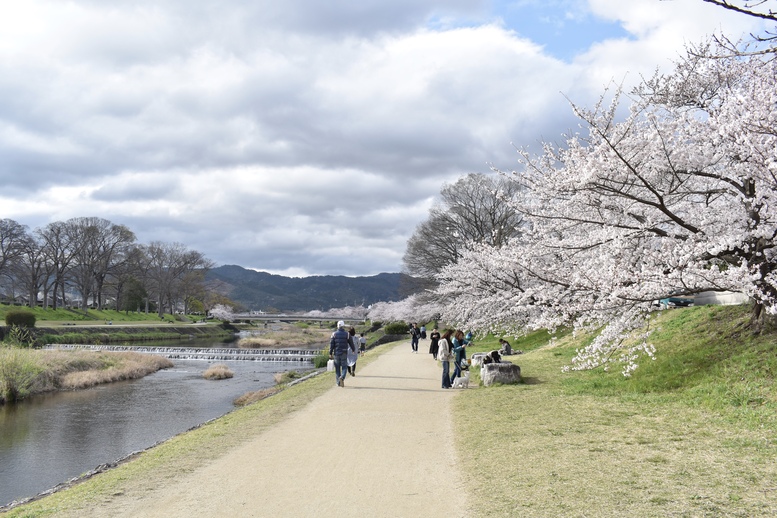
[410,323,420,353]
[329,321,355,387]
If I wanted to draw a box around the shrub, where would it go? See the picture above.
[313,353,329,368]
[384,322,409,335]
[5,310,36,328]
[202,364,234,380]
[3,325,36,348]
[0,348,43,403]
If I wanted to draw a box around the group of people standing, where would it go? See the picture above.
[410,323,472,389]
[409,322,428,352]
[330,320,506,390]
[436,329,471,389]
[329,321,367,387]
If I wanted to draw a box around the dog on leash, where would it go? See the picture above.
[451,372,470,388]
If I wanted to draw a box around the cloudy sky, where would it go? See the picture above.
[0,0,768,277]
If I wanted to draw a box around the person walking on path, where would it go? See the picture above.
[74,340,469,518]
[347,327,359,376]
[429,328,441,359]
[438,329,453,388]
[410,322,420,352]
[359,333,367,356]
[330,321,355,386]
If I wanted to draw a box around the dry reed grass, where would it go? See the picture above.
[233,386,280,406]
[237,327,330,348]
[202,364,234,380]
[7,350,174,395]
[59,352,173,390]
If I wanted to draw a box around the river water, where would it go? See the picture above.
[0,347,315,508]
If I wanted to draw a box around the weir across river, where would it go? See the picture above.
[43,344,320,362]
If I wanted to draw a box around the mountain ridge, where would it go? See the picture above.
[205,264,415,312]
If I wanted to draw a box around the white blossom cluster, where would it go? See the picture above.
[303,305,369,320]
[435,40,777,375]
[366,294,441,324]
[209,303,235,321]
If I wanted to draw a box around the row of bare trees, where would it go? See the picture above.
[0,217,216,317]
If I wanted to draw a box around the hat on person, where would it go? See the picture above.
[337,320,345,328]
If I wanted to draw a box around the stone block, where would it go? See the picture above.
[481,362,521,386]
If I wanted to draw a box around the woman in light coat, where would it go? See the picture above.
[347,327,359,376]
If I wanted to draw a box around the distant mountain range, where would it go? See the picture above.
[205,265,419,312]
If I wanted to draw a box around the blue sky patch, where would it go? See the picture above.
[493,0,633,60]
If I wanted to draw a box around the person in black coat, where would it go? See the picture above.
[429,328,441,359]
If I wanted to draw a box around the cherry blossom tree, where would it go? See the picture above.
[367,295,441,324]
[209,304,235,322]
[436,38,777,375]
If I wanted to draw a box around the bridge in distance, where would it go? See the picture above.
[232,314,364,324]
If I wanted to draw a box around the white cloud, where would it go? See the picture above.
[0,0,770,275]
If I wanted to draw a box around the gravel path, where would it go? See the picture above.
[92,342,469,517]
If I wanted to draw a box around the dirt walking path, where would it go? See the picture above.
[90,342,469,517]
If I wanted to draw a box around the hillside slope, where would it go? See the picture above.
[206,265,416,312]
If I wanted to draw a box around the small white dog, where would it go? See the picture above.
[452,373,470,388]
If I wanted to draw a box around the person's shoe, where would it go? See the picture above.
[340,378,345,387]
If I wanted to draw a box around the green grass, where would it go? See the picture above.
[0,303,199,324]
[6,307,777,516]
[455,304,777,516]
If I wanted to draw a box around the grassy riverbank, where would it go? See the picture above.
[0,303,199,324]
[457,304,777,516]
[1,345,385,515]
[5,305,776,516]
[35,325,233,346]
[0,348,173,404]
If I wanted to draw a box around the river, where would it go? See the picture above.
[0,347,315,508]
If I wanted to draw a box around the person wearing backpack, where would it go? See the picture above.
[329,321,355,387]
[438,329,454,389]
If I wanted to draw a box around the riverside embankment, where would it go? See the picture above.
[30,324,233,344]
[8,305,777,517]
[3,340,469,517]
[0,356,308,509]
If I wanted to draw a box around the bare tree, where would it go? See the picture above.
[0,219,30,290]
[402,173,524,283]
[177,269,209,315]
[106,245,148,312]
[699,0,777,21]
[141,242,213,317]
[67,217,136,311]
[36,221,82,309]
[11,233,47,308]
